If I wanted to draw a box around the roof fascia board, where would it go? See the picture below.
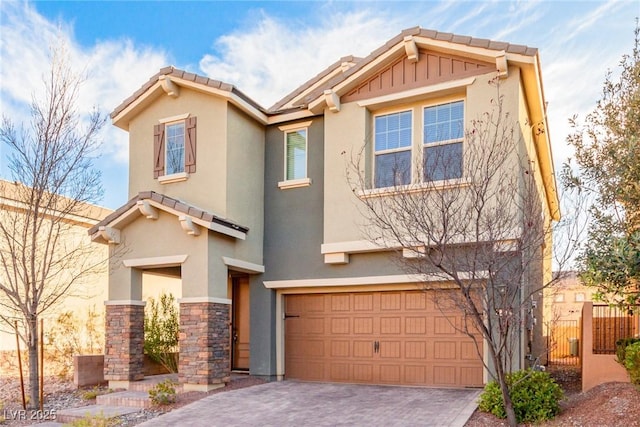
[281,66,345,110]
[91,199,246,243]
[267,109,316,125]
[527,56,560,220]
[112,79,268,130]
[0,197,105,227]
[175,79,268,125]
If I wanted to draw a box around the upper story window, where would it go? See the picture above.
[286,129,307,180]
[374,110,412,188]
[554,293,565,303]
[166,122,185,175]
[575,293,585,302]
[153,115,197,183]
[277,120,312,190]
[423,100,464,181]
[372,100,464,189]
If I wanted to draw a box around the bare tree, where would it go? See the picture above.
[0,41,105,408]
[347,80,581,426]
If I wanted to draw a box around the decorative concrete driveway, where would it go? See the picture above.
[138,381,481,427]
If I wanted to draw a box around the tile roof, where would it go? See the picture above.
[275,27,538,111]
[88,191,249,236]
[111,27,539,119]
[111,66,267,119]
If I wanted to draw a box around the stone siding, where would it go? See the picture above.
[104,304,145,381]
[179,302,231,386]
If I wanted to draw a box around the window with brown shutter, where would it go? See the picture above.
[154,115,196,180]
[153,123,165,178]
[185,116,197,173]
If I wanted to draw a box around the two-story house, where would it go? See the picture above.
[90,27,558,392]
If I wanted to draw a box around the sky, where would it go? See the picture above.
[0,0,639,210]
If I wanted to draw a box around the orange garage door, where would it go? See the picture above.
[285,290,484,387]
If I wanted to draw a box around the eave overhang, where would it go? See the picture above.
[88,191,249,244]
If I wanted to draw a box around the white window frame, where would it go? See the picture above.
[158,113,191,184]
[422,99,465,183]
[165,120,186,176]
[372,109,414,189]
[278,121,312,189]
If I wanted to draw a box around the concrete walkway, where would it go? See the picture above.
[137,381,481,427]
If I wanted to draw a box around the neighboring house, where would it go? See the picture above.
[544,272,594,323]
[90,27,558,391]
[0,180,111,353]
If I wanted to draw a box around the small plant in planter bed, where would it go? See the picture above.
[478,369,564,423]
[148,379,178,405]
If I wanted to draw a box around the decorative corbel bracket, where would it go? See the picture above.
[496,52,508,79]
[179,215,201,236]
[137,200,158,219]
[324,89,341,113]
[404,36,419,63]
[98,226,121,244]
[159,75,180,98]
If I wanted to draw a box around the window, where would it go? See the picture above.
[374,110,412,188]
[575,293,585,302]
[166,122,185,175]
[423,100,464,181]
[285,129,307,181]
[153,115,196,181]
[554,293,565,303]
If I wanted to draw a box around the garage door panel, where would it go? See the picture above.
[331,294,350,311]
[353,364,374,381]
[404,365,427,384]
[379,364,401,383]
[354,293,374,311]
[434,341,457,359]
[379,341,401,358]
[380,317,401,334]
[380,292,401,310]
[353,340,374,358]
[285,290,484,388]
[330,317,350,334]
[405,316,427,334]
[405,292,427,310]
[331,340,350,357]
[433,366,457,385]
[353,317,374,334]
[434,316,457,334]
[405,341,427,359]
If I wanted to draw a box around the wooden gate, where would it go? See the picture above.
[547,320,580,366]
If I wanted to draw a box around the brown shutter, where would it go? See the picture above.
[185,116,197,173]
[153,123,165,178]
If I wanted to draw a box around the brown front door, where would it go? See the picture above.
[284,290,483,387]
[232,276,250,370]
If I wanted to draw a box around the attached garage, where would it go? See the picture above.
[284,290,484,387]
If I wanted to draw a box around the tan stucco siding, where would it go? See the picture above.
[127,88,229,216]
[323,70,528,246]
[226,105,265,266]
[108,210,209,300]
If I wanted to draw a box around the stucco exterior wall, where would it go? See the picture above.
[127,88,229,216]
[225,105,265,265]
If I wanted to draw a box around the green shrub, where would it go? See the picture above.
[148,379,177,406]
[616,337,640,366]
[624,341,640,385]
[478,369,564,423]
[144,293,179,373]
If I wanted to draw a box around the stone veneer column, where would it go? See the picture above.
[179,301,231,391]
[104,303,145,383]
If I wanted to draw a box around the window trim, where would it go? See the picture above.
[372,108,414,189]
[165,120,186,177]
[278,121,312,188]
[422,98,465,183]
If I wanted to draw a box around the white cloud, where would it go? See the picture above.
[198,9,403,108]
[0,1,168,165]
